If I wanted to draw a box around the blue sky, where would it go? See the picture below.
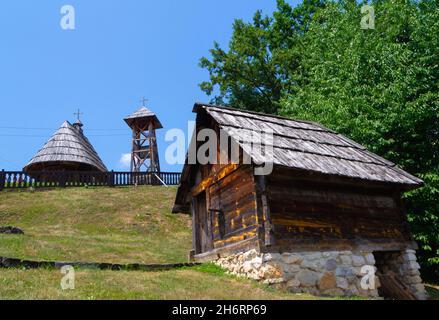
[0,0,297,172]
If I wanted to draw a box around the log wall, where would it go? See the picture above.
[208,165,259,250]
[266,168,412,246]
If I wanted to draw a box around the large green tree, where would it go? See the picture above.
[199,0,326,114]
[200,0,439,280]
[281,0,438,279]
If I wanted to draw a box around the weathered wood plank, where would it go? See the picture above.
[204,165,258,248]
[191,163,239,196]
[214,226,259,249]
[267,169,410,243]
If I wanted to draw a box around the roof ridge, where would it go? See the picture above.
[194,102,324,127]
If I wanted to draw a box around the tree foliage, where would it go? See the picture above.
[199,0,326,114]
[200,0,439,280]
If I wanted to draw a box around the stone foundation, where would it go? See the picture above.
[215,249,426,299]
[374,249,427,300]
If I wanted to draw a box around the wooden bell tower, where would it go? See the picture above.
[124,98,163,172]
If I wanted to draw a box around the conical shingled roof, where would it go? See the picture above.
[24,121,107,172]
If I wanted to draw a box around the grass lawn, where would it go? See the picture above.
[0,186,436,300]
[0,264,320,300]
[0,186,192,264]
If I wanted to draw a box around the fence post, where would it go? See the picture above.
[0,170,5,191]
[59,172,66,188]
[109,170,115,187]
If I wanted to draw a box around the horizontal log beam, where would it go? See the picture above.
[191,163,239,196]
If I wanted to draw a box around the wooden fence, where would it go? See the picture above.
[0,170,181,191]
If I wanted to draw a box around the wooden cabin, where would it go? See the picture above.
[24,120,107,173]
[173,103,426,299]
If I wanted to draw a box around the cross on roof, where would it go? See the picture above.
[74,108,83,122]
[140,97,149,107]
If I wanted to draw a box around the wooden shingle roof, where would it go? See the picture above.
[124,107,163,129]
[125,106,156,119]
[194,103,423,186]
[23,121,107,172]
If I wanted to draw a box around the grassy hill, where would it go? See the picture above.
[0,186,316,300]
[0,186,191,264]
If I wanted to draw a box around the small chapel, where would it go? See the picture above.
[24,113,107,173]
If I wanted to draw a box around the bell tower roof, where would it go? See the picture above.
[124,106,163,129]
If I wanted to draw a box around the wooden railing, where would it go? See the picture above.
[0,170,181,191]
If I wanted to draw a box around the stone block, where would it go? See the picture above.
[285,264,301,273]
[413,283,426,293]
[301,260,319,272]
[322,252,338,259]
[0,226,24,234]
[336,277,349,290]
[340,255,352,266]
[318,272,337,290]
[281,253,302,264]
[242,261,253,273]
[259,264,283,279]
[336,266,354,277]
[250,256,263,269]
[403,253,417,262]
[352,255,366,267]
[407,275,422,284]
[325,259,337,271]
[406,268,421,276]
[262,252,281,262]
[364,253,376,265]
[297,270,319,287]
[243,249,258,261]
[404,261,421,271]
[286,278,301,289]
[305,252,323,260]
